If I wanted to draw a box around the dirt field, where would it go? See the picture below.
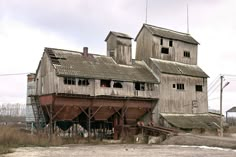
[1,144,236,157]
[162,133,236,149]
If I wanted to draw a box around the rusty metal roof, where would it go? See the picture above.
[135,24,199,45]
[45,48,158,83]
[105,31,132,41]
[150,58,208,78]
[160,113,220,129]
[227,107,236,112]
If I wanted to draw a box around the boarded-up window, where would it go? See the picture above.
[113,81,123,88]
[177,83,184,90]
[161,47,169,54]
[134,82,145,91]
[101,80,111,87]
[196,85,203,92]
[64,77,76,85]
[184,51,190,57]
[78,79,89,86]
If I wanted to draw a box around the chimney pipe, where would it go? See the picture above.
[83,47,88,56]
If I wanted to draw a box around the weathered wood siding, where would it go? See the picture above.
[36,52,58,95]
[36,53,159,99]
[136,28,198,65]
[106,34,132,65]
[135,27,153,61]
[94,80,159,98]
[158,74,208,114]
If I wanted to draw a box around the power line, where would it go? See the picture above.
[0,73,29,76]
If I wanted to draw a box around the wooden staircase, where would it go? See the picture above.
[30,96,46,130]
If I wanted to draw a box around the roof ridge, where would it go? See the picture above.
[45,47,82,54]
[150,58,199,67]
[144,23,190,36]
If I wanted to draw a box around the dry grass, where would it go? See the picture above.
[0,126,63,154]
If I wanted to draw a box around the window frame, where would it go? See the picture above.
[177,83,185,90]
[184,51,191,58]
[169,40,173,47]
[161,47,169,54]
[64,77,76,85]
[195,85,203,92]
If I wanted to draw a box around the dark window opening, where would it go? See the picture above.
[173,84,175,88]
[161,47,169,54]
[101,80,111,87]
[78,79,89,86]
[113,81,123,88]
[64,77,76,85]
[177,83,184,90]
[135,82,145,91]
[147,83,154,91]
[196,85,203,92]
[184,51,190,58]
[160,38,163,45]
[169,40,173,47]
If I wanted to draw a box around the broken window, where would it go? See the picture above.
[64,77,76,85]
[177,83,184,90]
[160,38,163,45]
[196,85,203,92]
[113,81,123,88]
[134,82,145,91]
[147,83,154,91]
[101,80,111,87]
[78,79,89,86]
[184,51,190,58]
[169,40,173,47]
[161,47,169,54]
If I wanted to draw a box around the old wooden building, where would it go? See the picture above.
[27,24,211,137]
[135,24,208,123]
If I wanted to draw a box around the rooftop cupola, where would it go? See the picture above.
[105,31,132,65]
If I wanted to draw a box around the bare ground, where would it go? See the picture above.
[162,133,236,149]
[1,144,236,157]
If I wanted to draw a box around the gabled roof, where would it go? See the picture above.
[105,31,132,41]
[227,107,236,113]
[160,113,220,129]
[150,58,208,78]
[44,47,158,83]
[135,24,199,45]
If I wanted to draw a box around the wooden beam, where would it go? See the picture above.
[79,106,89,118]
[112,107,121,117]
[90,105,103,119]
[52,104,66,120]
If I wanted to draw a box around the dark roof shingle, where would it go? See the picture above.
[105,31,132,41]
[45,48,158,83]
[135,24,199,45]
[161,113,220,129]
[150,58,208,78]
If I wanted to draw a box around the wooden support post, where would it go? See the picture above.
[49,103,53,141]
[88,105,91,143]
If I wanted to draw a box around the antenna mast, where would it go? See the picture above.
[145,0,148,23]
[187,4,189,34]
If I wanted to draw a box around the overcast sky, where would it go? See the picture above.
[0,0,235,115]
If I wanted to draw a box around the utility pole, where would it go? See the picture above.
[220,75,223,137]
[219,75,230,137]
